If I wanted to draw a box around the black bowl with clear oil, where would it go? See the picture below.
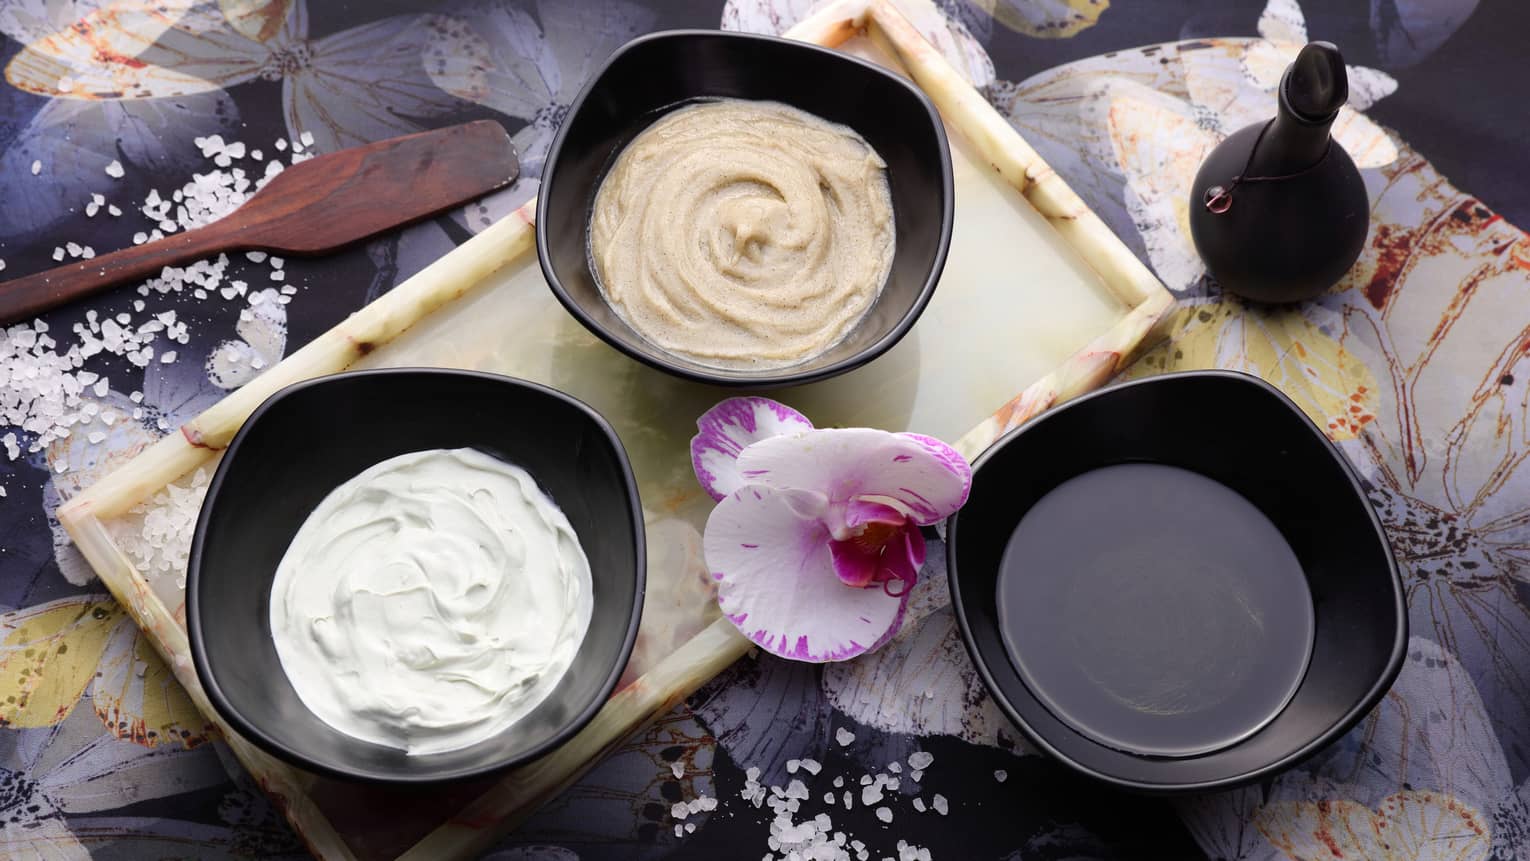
[947,371,1405,792]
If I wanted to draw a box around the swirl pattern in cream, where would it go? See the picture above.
[590,99,895,369]
[268,448,593,755]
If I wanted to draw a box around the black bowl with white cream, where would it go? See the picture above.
[187,368,644,784]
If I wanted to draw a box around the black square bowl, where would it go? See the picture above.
[187,369,644,784]
[947,371,1406,792]
[537,29,954,388]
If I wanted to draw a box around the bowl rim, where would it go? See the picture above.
[535,28,955,389]
[945,369,1408,793]
[185,367,647,785]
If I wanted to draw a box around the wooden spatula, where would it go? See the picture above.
[0,120,519,325]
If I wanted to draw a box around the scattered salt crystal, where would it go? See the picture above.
[824,792,836,806]
[129,391,143,403]
[86,202,99,217]
[799,758,821,775]
[860,775,873,786]
[270,256,284,269]
[0,259,5,272]
[159,351,177,364]
[275,138,287,151]
[912,798,925,813]
[280,285,297,296]
[0,486,6,498]
[105,159,124,177]
[251,148,263,160]
[674,824,683,838]
[887,762,901,774]
[81,246,95,259]
[908,752,934,770]
[91,193,105,205]
[55,460,68,474]
[684,822,695,834]
[88,431,106,444]
[300,131,315,147]
[270,270,284,281]
[52,247,64,261]
[836,728,855,747]
[843,791,853,808]
[30,159,41,175]
[93,379,108,397]
[931,794,948,816]
[132,232,148,245]
[910,770,923,782]
[246,250,267,263]
[108,204,122,216]
[671,802,688,820]
[993,770,1007,783]
[876,807,893,824]
[671,760,684,779]
[833,776,844,788]
[66,242,82,257]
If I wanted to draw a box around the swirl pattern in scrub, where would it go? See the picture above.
[268,448,593,756]
[589,99,895,369]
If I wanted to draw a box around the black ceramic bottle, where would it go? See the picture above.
[1188,42,1369,304]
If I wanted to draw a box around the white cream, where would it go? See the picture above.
[269,447,593,756]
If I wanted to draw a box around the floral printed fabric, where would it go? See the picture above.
[1,0,1525,858]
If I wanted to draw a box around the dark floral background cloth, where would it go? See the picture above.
[2,0,1528,858]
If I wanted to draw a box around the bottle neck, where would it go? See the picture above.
[1247,72,1337,176]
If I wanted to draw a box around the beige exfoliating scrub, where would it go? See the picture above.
[589,99,895,370]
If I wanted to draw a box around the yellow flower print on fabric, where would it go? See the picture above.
[1126,299,1381,441]
[0,597,214,748]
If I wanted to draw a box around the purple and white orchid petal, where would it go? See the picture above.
[691,397,814,501]
[705,485,910,662]
[734,428,973,525]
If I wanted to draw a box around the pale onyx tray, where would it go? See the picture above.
[56,2,1171,858]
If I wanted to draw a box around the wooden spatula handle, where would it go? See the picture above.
[0,226,234,325]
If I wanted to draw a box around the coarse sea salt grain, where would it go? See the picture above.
[661,747,944,861]
[993,770,1006,783]
[105,160,124,178]
[30,159,41,175]
[3,138,306,473]
[113,468,209,587]
[836,728,856,747]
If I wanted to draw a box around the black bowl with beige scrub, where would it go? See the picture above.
[187,369,644,784]
[538,29,953,388]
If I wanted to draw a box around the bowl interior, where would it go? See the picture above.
[188,369,643,783]
[537,29,953,387]
[948,371,1405,791]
